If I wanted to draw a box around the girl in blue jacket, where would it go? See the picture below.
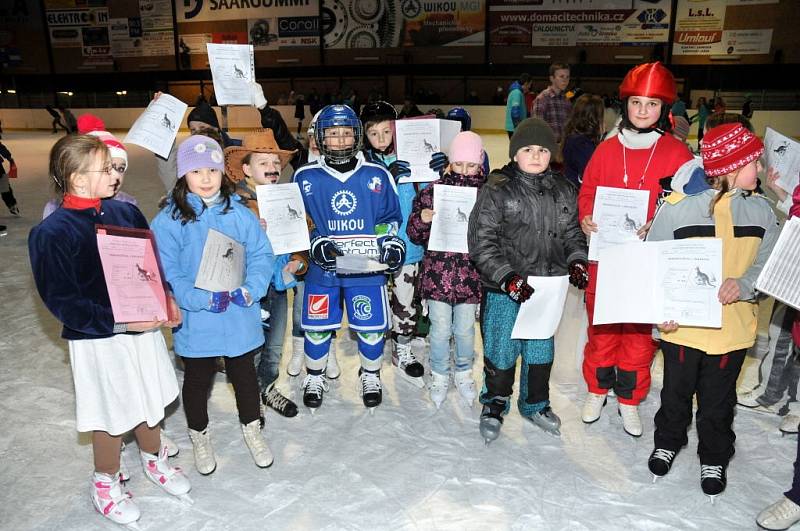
[151,135,275,474]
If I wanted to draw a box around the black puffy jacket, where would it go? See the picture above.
[467,163,587,291]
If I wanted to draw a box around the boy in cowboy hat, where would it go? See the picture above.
[225,130,308,418]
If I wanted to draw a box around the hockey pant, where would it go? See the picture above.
[582,265,657,405]
[302,282,389,372]
[654,342,745,466]
[479,291,554,417]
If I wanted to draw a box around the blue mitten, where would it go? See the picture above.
[230,287,253,307]
[209,291,231,313]
[388,160,411,182]
[429,152,449,174]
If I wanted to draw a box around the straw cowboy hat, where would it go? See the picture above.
[224,129,297,182]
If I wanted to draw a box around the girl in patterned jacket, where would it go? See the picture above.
[407,131,486,409]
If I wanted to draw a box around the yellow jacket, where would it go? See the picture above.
[647,189,779,354]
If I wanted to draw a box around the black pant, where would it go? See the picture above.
[182,349,261,431]
[654,341,745,466]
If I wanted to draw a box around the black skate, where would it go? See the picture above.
[261,384,298,418]
[359,369,383,411]
[302,370,328,413]
[648,448,678,482]
[479,397,508,445]
[392,341,425,389]
[700,464,727,503]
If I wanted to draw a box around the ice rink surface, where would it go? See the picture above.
[0,130,791,530]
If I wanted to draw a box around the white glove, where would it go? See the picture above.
[251,81,267,109]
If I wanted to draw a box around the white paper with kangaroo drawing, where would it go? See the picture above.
[394,118,462,183]
[756,216,800,310]
[255,183,310,255]
[195,229,244,292]
[587,186,650,261]
[427,184,477,254]
[764,127,800,194]
[206,43,255,106]
[594,239,722,328]
[124,93,187,158]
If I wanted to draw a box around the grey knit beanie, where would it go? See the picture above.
[509,118,557,158]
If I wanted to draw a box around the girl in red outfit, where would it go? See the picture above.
[577,62,693,437]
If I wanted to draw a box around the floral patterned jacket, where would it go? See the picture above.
[407,170,485,305]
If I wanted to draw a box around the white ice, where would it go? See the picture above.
[0,131,791,530]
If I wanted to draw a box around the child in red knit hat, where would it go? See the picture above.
[645,122,779,500]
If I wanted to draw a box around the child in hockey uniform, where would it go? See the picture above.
[29,135,189,527]
[646,123,778,499]
[468,118,589,442]
[359,101,426,387]
[224,130,306,418]
[151,136,275,473]
[407,131,486,408]
[578,62,693,437]
[294,104,404,410]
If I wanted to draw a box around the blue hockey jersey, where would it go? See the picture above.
[294,153,402,287]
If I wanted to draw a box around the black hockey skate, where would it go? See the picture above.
[648,448,678,482]
[359,369,383,411]
[261,384,298,418]
[700,464,727,503]
[302,370,328,413]
[479,397,508,445]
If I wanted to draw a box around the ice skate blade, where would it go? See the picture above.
[125,521,142,530]
[307,407,318,415]
[178,493,194,505]
[652,474,659,484]
[368,407,376,415]
[706,494,717,505]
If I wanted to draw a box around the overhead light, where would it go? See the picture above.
[614,54,644,60]
[710,54,741,61]
[115,90,127,96]
[7,89,16,94]
[523,54,551,60]
[58,91,74,96]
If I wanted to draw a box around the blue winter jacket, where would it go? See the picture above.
[150,193,274,358]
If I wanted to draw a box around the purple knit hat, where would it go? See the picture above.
[177,135,225,178]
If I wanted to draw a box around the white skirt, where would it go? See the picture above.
[69,330,180,435]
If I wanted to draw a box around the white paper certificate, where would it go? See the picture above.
[588,186,650,261]
[206,43,255,106]
[428,184,477,253]
[124,93,188,158]
[511,276,570,339]
[255,183,310,255]
[394,118,462,183]
[195,229,244,292]
[594,239,723,328]
[756,216,800,310]
[764,127,800,194]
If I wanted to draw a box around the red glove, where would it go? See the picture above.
[501,273,534,304]
[568,260,589,290]
[8,163,17,179]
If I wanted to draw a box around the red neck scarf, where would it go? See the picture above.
[62,194,101,212]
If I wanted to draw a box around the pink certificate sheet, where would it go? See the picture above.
[96,225,169,323]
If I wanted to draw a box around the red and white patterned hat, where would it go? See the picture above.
[701,123,764,177]
[77,114,127,163]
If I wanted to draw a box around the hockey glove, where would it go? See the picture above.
[388,160,411,182]
[379,235,406,274]
[230,287,253,307]
[568,260,589,290]
[310,236,343,272]
[429,152,449,175]
[501,273,534,304]
[209,291,231,313]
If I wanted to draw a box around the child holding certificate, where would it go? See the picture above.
[407,131,486,409]
[151,135,275,474]
[578,62,693,437]
[646,123,778,500]
[468,118,588,443]
[360,101,426,388]
[29,135,189,527]
[224,130,306,418]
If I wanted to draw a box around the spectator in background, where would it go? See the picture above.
[466,90,480,105]
[60,107,77,134]
[713,96,726,115]
[532,63,572,144]
[560,94,605,189]
[742,93,754,119]
[671,94,688,121]
[308,88,322,115]
[504,73,531,138]
[690,96,710,151]
[399,97,424,118]
[0,137,20,218]
[671,115,691,147]
[46,105,69,134]
[294,93,305,137]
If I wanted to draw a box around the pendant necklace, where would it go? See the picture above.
[622,139,658,189]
